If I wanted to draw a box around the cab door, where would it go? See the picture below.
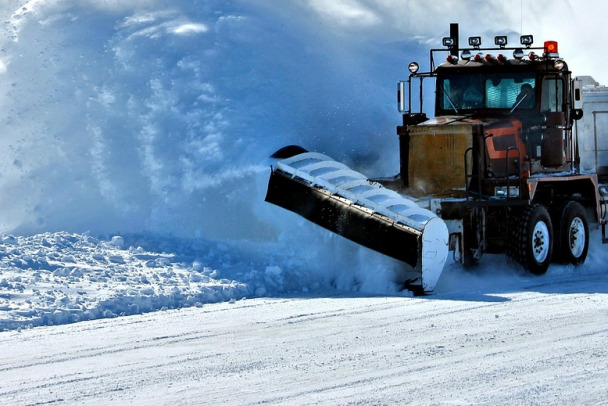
[541,77,568,168]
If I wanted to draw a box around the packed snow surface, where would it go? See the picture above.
[0,1,608,404]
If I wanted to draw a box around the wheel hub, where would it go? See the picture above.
[569,217,586,258]
[532,221,550,263]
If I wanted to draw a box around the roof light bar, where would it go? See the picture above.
[437,33,561,65]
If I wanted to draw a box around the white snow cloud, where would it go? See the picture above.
[0,0,606,241]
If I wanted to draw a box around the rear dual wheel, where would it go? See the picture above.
[551,201,589,266]
[508,202,589,274]
[508,204,553,275]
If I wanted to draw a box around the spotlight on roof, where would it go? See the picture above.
[468,36,482,48]
[520,35,534,48]
[494,36,508,48]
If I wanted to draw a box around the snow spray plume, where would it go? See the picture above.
[0,1,405,240]
[0,0,606,297]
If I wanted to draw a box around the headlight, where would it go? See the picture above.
[495,186,520,198]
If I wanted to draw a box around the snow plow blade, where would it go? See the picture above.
[265,151,449,293]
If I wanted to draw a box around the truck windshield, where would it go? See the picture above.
[439,72,536,113]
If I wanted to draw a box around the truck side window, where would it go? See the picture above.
[541,78,563,112]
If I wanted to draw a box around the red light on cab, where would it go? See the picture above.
[544,41,558,54]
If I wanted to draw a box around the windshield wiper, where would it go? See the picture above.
[443,84,459,115]
[509,93,529,114]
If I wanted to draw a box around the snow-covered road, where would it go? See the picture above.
[2,279,607,405]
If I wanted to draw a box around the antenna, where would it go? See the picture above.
[520,0,523,34]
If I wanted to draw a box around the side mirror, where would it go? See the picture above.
[573,79,583,110]
[398,81,407,113]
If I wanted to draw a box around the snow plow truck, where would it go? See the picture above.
[265,24,608,294]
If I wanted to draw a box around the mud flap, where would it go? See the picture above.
[265,152,449,293]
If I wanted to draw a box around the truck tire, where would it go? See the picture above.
[551,201,589,265]
[508,204,553,275]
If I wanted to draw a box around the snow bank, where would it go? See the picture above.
[0,231,419,331]
[0,232,247,330]
[2,229,607,331]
